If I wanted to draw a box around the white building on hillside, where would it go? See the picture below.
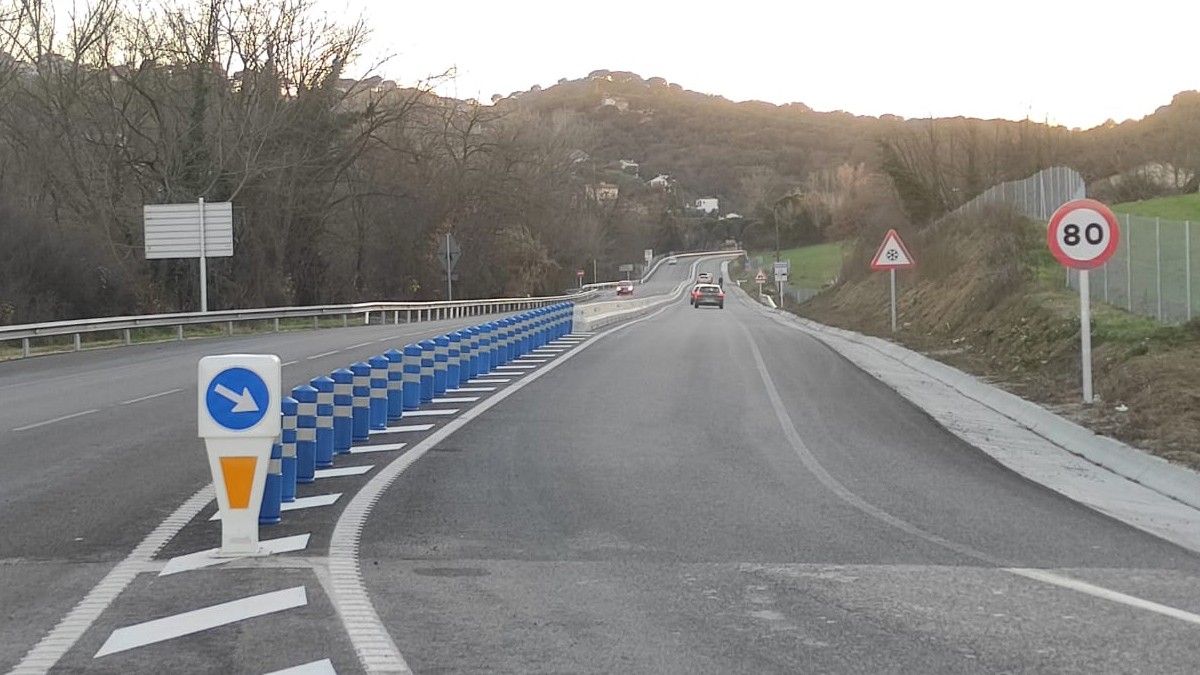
[695,197,719,214]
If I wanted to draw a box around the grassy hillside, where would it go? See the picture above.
[1114,193,1200,221]
[747,242,846,289]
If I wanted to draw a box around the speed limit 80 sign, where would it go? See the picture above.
[1047,198,1121,270]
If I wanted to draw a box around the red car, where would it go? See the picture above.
[616,281,635,296]
[690,284,725,309]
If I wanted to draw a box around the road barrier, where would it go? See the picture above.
[383,350,403,421]
[368,356,389,431]
[293,385,318,483]
[434,335,450,395]
[418,340,435,403]
[311,376,335,468]
[330,369,353,454]
[281,397,298,503]
[260,442,282,525]
[402,345,421,410]
[349,363,370,442]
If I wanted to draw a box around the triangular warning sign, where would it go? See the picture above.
[755,270,767,283]
[870,229,916,270]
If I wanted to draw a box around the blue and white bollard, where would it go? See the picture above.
[506,316,519,362]
[433,335,450,394]
[368,355,389,431]
[486,321,501,366]
[517,313,531,357]
[384,348,404,421]
[493,318,508,366]
[402,344,421,410]
[293,384,318,484]
[259,441,283,525]
[418,340,435,402]
[477,323,492,375]
[280,396,298,502]
[455,330,472,386]
[331,368,353,454]
[350,361,371,442]
[311,375,335,468]
[446,333,461,387]
[567,301,575,334]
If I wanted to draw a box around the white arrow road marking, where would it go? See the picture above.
[213,383,259,413]
[349,442,406,455]
[369,424,435,435]
[94,586,308,658]
[159,534,311,576]
[265,658,337,675]
[315,465,374,479]
[209,494,341,521]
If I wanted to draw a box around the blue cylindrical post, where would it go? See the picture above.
[446,333,461,387]
[477,323,492,375]
[259,441,282,525]
[567,301,574,334]
[350,362,371,442]
[455,330,472,386]
[467,327,482,378]
[518,313,531,356]
[311,375,335,468]
[293,384,318,484]
[433,335,450,394]
[331,368,353,454]
[493,319,508,366]
[402,344,421,410]
[384,348,404,421]
[506,317,518,362]
[368,355,389,431]
[537,308,548,347]
[418,340,436,402]
[280,396,298,502]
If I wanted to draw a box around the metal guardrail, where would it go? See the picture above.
[0,290,601,358]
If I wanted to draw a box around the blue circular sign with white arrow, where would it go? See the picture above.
[205,367,270,431]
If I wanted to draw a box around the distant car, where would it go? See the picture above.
[616,280,634,296]
[668,257,678,265]
[692,284,725,309]
[697,272,713,283]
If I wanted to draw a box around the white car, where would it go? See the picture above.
[697,272,713,283]
[668,257,678,265]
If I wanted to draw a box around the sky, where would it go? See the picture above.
[329,0,1196,130]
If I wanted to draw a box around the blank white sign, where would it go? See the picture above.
[144,202,234,259]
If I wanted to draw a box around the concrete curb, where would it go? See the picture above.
[730,273,1200,513]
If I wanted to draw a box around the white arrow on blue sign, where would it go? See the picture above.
[205,367,270,430]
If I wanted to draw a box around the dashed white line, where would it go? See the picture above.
[265,658,337,675]
[209,493,341,521]
[344,341,373,351]
[315,465,374,479]
[159,534,311,577]
[94,586,308,658]
[431,396,480,403]
[349,442,406,454]
[282,360,300,367]
[307,350,339,360]
[12,409,100,432]
[120,388,183,406]
[369,423,435,435]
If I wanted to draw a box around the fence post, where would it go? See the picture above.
[1156,216,1163,322]
[1187,220,1193,323]
[1126,213,1133,312]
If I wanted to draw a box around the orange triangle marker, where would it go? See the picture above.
[219,456,258,509]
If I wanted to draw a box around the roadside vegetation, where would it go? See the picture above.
[1113,194,1200,221]
[746,242,846,289]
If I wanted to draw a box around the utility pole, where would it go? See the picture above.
[445,232,453,301]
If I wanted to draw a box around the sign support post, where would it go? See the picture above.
[198,197,208,313]
[869,229,916,332]
[446,232,453,301]
[1079,269,1092,403]
[889,268,897,332]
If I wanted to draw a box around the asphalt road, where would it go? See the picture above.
[7,256,1200,673]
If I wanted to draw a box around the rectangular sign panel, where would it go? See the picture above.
[773,260,790,276]
[618,263,634,272]
[144,202,234,259]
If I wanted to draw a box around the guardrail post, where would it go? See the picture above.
[402,345,422,410]
[446,333,461,387]
[259,441,282,526]
[394,310,400,325]
[384,349,404,421]
[293,384,318,484]
[274,318,280,332]
[311,375,336,468]
[364,311,371,326]
[73,333,81,351]
[331,368,354,455]
[350,362,371,441]
[342,314,348,328]
[123,329,131,345]
[313,316,319,330]
[418,340,436,402]
[368,355,389,431]
[226,321,234,336]
[281,397,298,503]
[177,325,184,341]
[22,338,30,357]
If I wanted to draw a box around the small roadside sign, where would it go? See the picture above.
[576,269,585,278]
[870,229,916,270]
[755,270,767,283]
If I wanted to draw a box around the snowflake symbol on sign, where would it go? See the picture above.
[886,250,899,261]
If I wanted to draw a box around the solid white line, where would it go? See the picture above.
[533,349,564,353]
[209,493,341,521]
[447,387,496,392]
[369,423,435,435]
[401,409,458,417]
[10,485,215,673]
[159,534,311,577]
[315,465,374,479]
[1006,568,1200,627]
[349,442,406,454]
[94,586,308,658]
[431,396,480,403]
[13,409,100,432]
[265,658,337,675]
[120,388,183,406]
[307,350,339,360]
[517,358,548,363]
[495,365,537,370]
[470,378,511,384]
[282,360,299,367]
[344,341,373,350]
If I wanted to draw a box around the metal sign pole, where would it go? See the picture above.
[199,197,208,313]
[889,268,897,332]
[1080,269,1093,403]
[446,233,453,301]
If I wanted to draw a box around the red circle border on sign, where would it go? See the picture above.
[1046,198,1121,270]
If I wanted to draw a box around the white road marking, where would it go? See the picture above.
[315,465,374,479]
[159,534,311,577]
[401,409,459,417]
[94,586,308,658]
[533,349,564,353]
[431,396,480,403]
[120,389,183,406]
[344,341,373,350]
[349,442,406,454]
[265,658,337,675]
[1006,568,1200,627]
[282,360,299,367]
[369,423,435,435]
[495,364,537,370]
[470,378,511,384]
[13,409,99,432]
[447,387,496,392]
[307,350,339,360]
[209,493,341,521]
[517,358,548,363]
